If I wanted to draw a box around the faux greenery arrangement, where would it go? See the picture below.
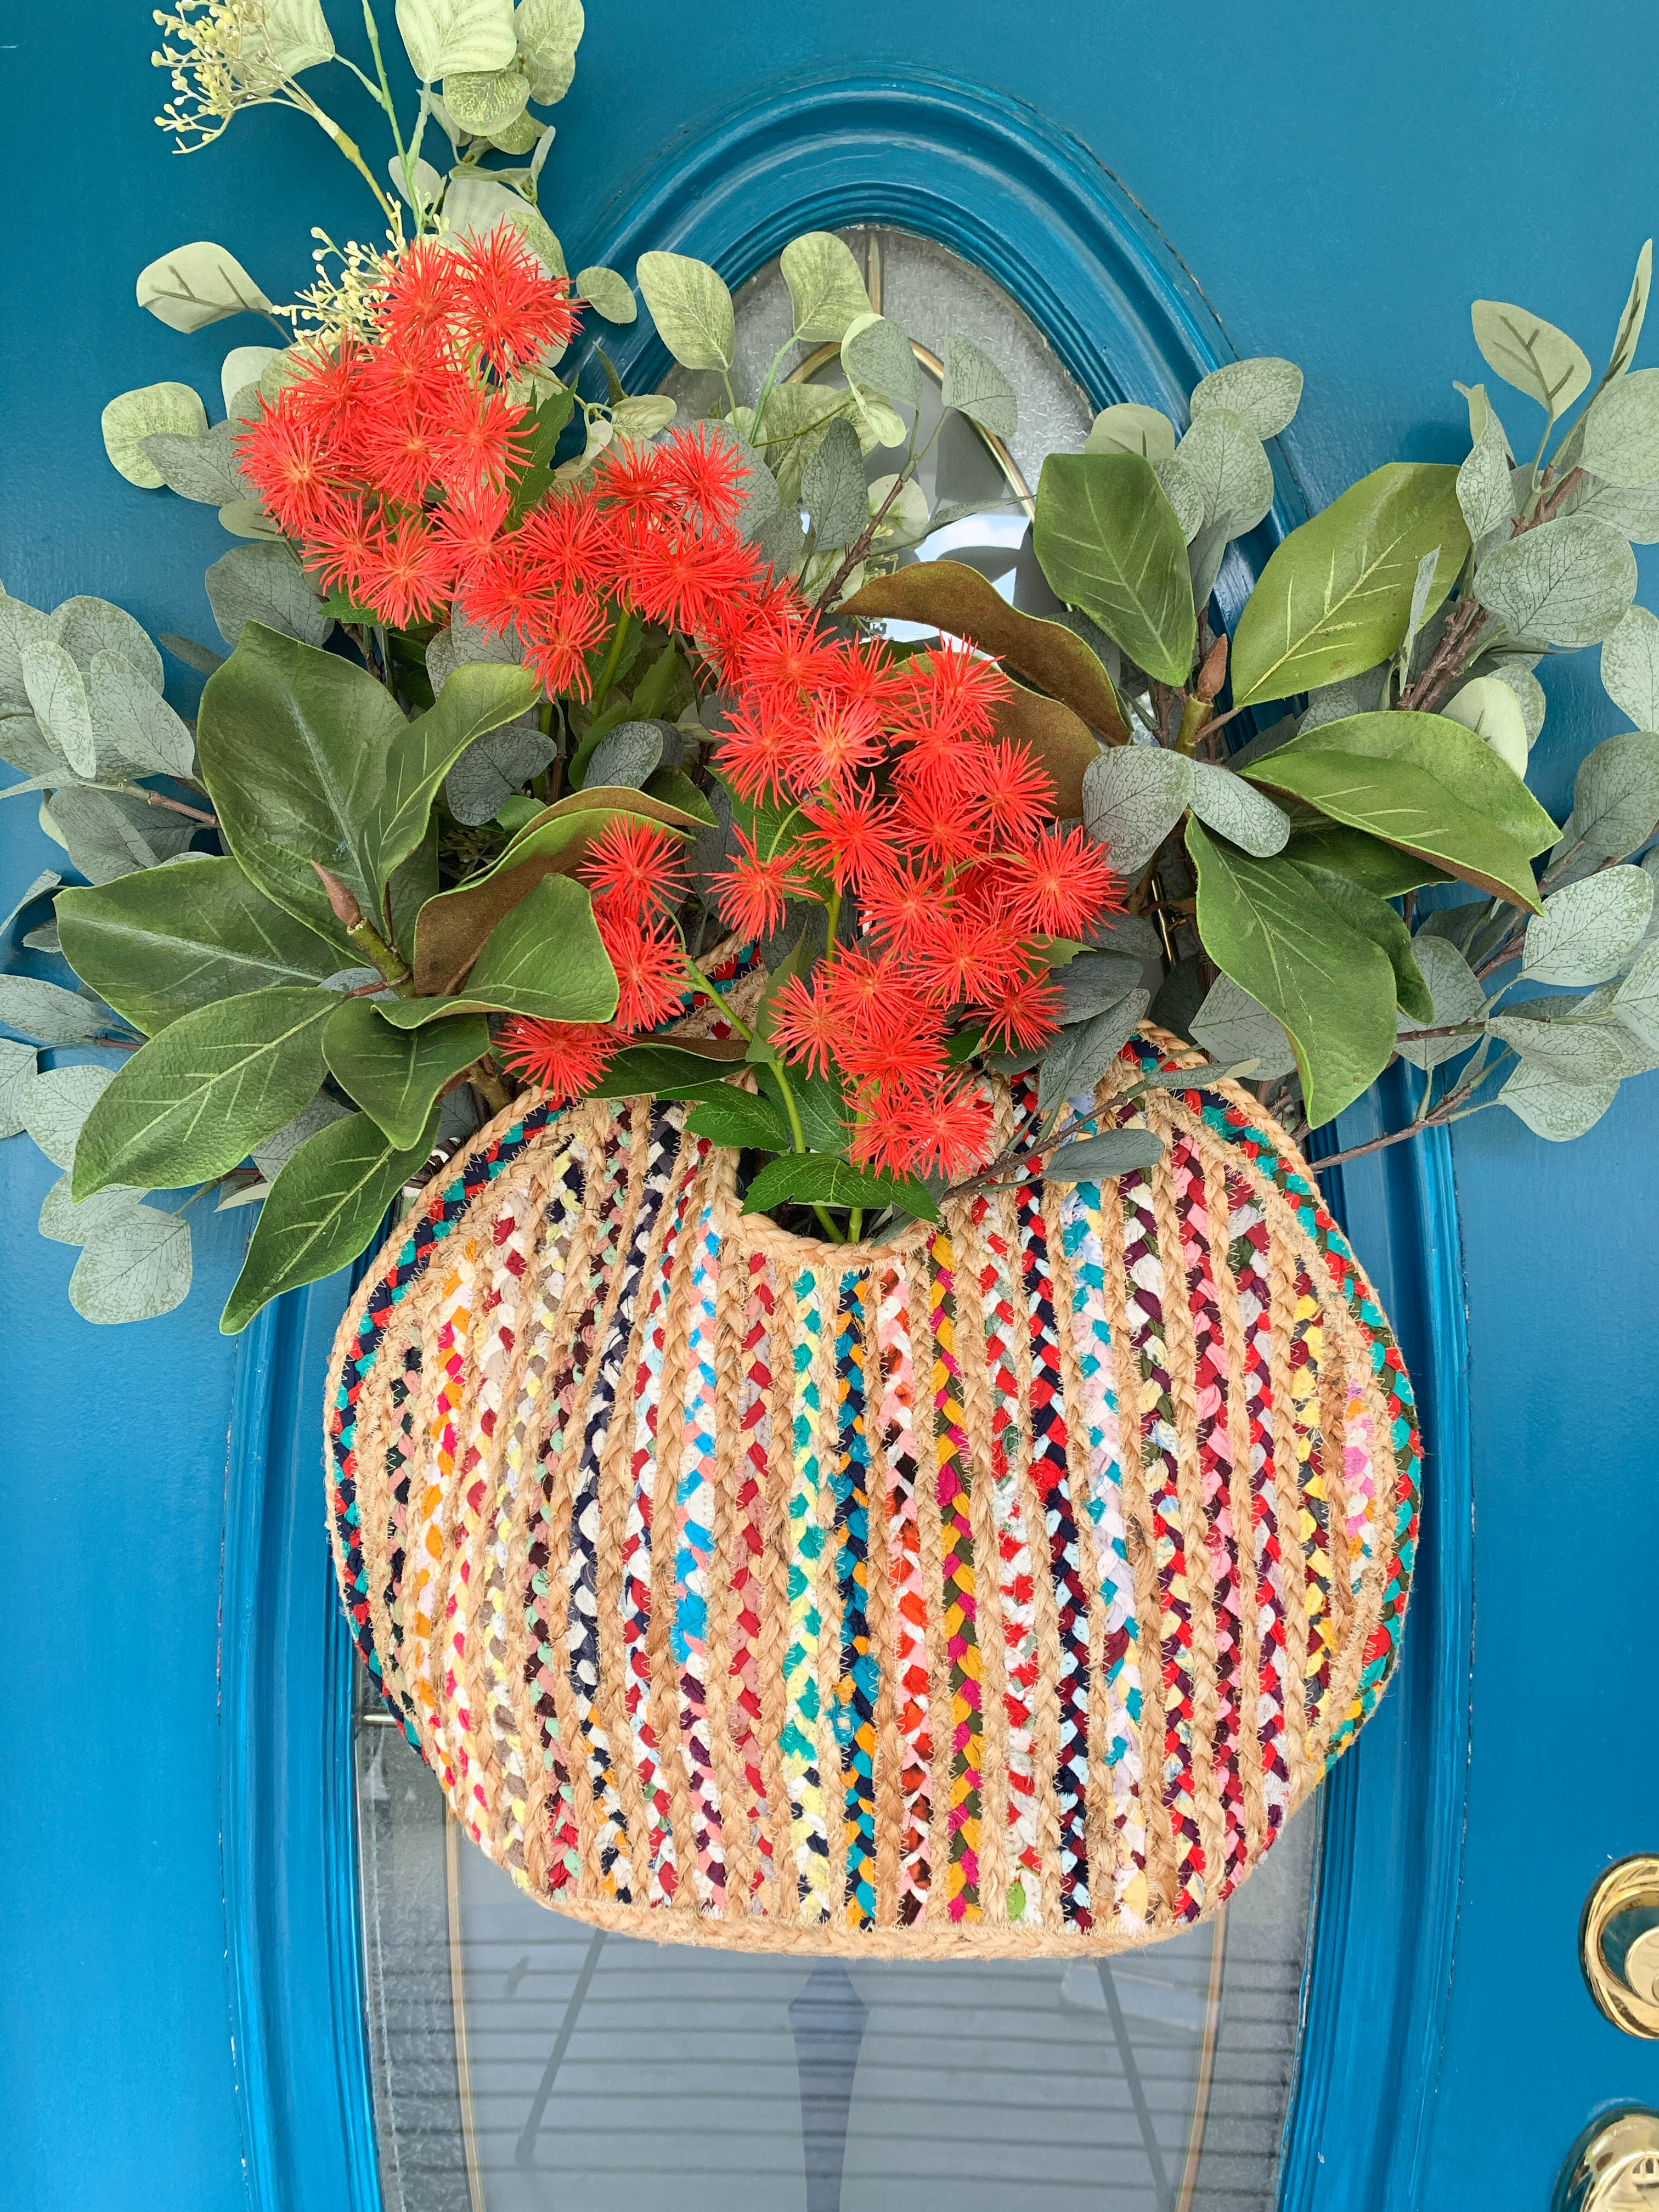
[5,0,1659,1331]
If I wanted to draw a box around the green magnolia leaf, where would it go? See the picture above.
[443,63,529,133]
[1272,709,1558,854]
[221,1102,441,1334]
[205,543,330,651]
[1601,604,1659,729]
[71,984,338,1199]
[1080,748,1193,878]
[1085,404,1176,461]
[1395,936,1486,1070]
[1456,381,1516,544]
[396,0,514,78]
[512,0,582,101]
[741,1150,940,1223]
[1189,760,1290,857]
[575,264,635,323]
[20,641,95,777]
[1189,974,1296,1078]
[1471,298,1592,420]
[1044,1126,1166,1183]
[1185,820,1399,1125]
[23,1063,115,1168]
[1034,453,1195,687]
[1474,513,1637,648]
[1230,463,1469,706]
[57,855,339,1036]
[321,1000,487,1146]
[88,651,195,779]
[136,242,273,335]
[636,251,734,373]
[780,232,871,343]
[801,418,870,550]
[684,1086,790,1150]
[381,874,616,1026]
[842,314,924,409]
[1571,730,1659,860]
[1297,862,1434,1021]
[68,1199,193,1323]
[1189,356,1303,440]
[1581,365,1659,488]
[940,335,1017,440]
[1498,1054,1619,1141]
[368,660,537,893]
[1521,865,1654,985]
[0,974,111,1045]
[101,382,209,489]
[1037,988,1151,1108]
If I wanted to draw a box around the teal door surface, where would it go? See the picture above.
[6,8,1659,2209]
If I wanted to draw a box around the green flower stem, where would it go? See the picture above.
[296,90,400,229]
[1173,693,1210,757]
[469,1056,511,1114]
[849,1207,864,1240]
[590,613,634,712]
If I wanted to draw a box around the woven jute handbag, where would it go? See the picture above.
[325,1023,1420,1958]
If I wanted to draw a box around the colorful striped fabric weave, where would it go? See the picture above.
[324,1028,1419,1956]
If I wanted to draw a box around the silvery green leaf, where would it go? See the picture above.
[1571,731,1659,860]
[1301,667,1387,730]
[444,63,529,134]
[205,543,330,650]
[100,383,209,489]
[1044,1126,1165,1182]
[137,419,250,506]
[1037,988,1150,1107]
[397,0,514,78]
[68,1201,192,1323]
[940,334,1017,440]
[576,264,635,324]
[1441,675,1530,777]
[1602,240,1652,388]
[1153,451,1204,541]
[636,251,735,373]
[512,0,582,102]
[1498,1055,1618,1141]
[215,1180,270,1211]
[1054,949,1145,1022]
[23,1062,115,1168]
[388,151,444,213]
[218,500,281,541]
[1471,300,1592,420]
[135,242,273,335]
[1395,937,1486,1069]
[250,1089,353,1180]
[0,1037,35,1136]
[1455,382,1516,544]
[1219,714,1300,771]
[1581,366,1659,487]
[258,0,334,70]
[39,1174,151,1248]
[22,921,59,953]
[444,723,556,824]
[1601,604,1659,729]
[0,976,106,1045]
[753,501,808,580]
[1085,404,1176,461]
[801,418,870,550]
[436,1082,480,1146]
[529,122,557,182]
[19,642,95,777]
[1188,760,1290,855]
[610,394,676,442]
[221,346,282,417]
[1474,513,1637,648]
[1486,1011,1626,1084]
[1190,973,1296,1077]
[1522,865,1654,984]
[840,313,924,409]
[866,473,932,550]
[44,788,195,884]
[442,174,563,273]
[1175,407,1273,551]
[1081,748,1193,877]
[50,598,162,690]
[583,720,663,791]
[1551,469,1659,545]
[0,594,49,710]
[1,868,60,936]
[1402,547,1442,672]
[1612,938,1659,1051]
[1087,911,1163,964]
[426,607,525,690]
[1485,659,1546,743]
[89,651,195,779]
[779,232,871,344]
[1189,356,1303,440]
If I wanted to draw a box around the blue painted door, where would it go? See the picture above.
[6,8,1658,2208]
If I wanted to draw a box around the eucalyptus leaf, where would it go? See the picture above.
[1474,512,1637,648]
[1,868,60,937]
[1081,747,1193,877]
[444,723,556,825]
[44,788,196,885]
[1188,761,1290,856]
[388,151,444,213]
[135,242,272,335]
[88,652,195,779]
[20,641,95,777]
[1189,974,1296,1079]
[1189,356,1304,439]
[801,417,870,549]
[250,1088,353,1180]
[1037,989,1151,1108]
[1570,730,1659,860]
[68,1201,193,1324]
[1581,366,1659,487]
[1301,668,1388,730]
[1471,299,1592,420]
[1455,381,1516,544]
[205,543,330,652]
[1484,659,1547,745]
[1486,1011,1627,1084]
[1611,938,1659,1052]
[221,346,282,415]
[842,314,924,408]
[583,720,663,791]
[1498,1055,1619,1141]
[1601,604,1659,729]
[138,419,250,507]
[49,597,162,689]
[443,63,529,133]
[575,264,635,323]
[512,0,582,101]
[1521,865,1654,985]
[22,1063,116,1169]
[0,595,50,709]
[1053,949,1146,1023]
[0,975,110,1046]
[396,0,515,79]
[101,382,209,489]
[636,251,735,373]
[1034,452,1195,686]
[1044,1126,1166,1183]
[1550,469,1659,544]
[1395,936,1486,1069]
[39,1175,151,1248]
[0,1037,33,1137]
[781,232,872,343]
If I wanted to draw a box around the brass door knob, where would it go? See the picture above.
[1582,1857,1659,2039]
[1554,2109,1659,2212]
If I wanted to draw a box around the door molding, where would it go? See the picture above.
[216,67,1472,2212]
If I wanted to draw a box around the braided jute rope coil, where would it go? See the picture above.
[324,1019,1421,1957]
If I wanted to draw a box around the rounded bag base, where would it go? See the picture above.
[325,1029,1420,1956]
